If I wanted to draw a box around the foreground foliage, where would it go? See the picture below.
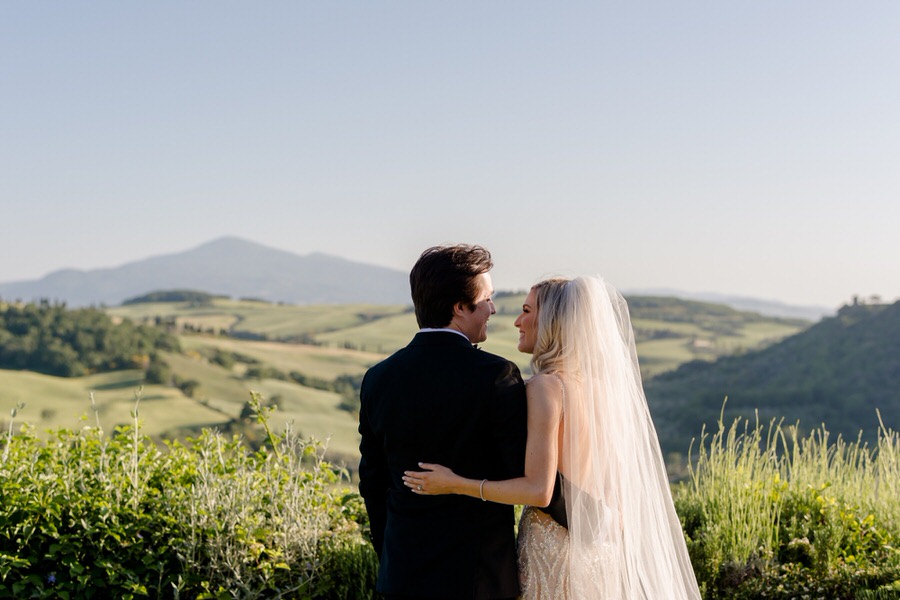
[6,387,900,599]
[0,393,376,599]
[675,407,900,599]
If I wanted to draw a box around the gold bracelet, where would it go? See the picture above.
[479,479,487,501]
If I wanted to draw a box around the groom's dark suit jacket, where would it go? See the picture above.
[358,331,527,599]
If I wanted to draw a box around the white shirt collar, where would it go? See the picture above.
[419,327,470,341]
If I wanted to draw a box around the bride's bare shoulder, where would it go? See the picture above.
[525,373,565,402]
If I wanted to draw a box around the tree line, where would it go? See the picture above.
[0,299,180,377]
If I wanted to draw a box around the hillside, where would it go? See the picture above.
[0,236,410,307]
[108,293,808,378]
[646,300,900,457]
[2,295,810,466]
[0,357,365,464]
[0,369,226,438]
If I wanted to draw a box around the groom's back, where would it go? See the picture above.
[359,331,526,599]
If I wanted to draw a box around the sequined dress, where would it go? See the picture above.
[517,506,570,599]
[517,470,616,599]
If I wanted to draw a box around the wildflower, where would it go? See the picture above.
[47,573,56,584]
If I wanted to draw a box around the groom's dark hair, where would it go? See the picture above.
[410,244,493,328]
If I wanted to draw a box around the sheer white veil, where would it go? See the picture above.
[537,276,700,599]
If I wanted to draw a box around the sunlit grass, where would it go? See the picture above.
[674,404,900,598]
[107,298,409,339]
[179,336,381,380]
[0,369,224,436]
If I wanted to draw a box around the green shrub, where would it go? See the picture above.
[144,353,171,384]
[310,529,379,600]
[0,393,376,598]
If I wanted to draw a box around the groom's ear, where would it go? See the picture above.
[452,301,469,317]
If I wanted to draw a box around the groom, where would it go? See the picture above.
[358,244,528,599]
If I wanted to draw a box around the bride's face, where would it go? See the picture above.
[514,288,538,354]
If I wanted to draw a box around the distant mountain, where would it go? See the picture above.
[0,237,411,307]
[627,288,834,321]
[646,300,900,456]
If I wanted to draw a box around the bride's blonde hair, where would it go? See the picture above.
[529,277,573,375]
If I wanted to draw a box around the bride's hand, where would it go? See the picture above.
[403,463,461,495]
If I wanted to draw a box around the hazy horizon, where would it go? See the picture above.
[0,235,845,313]
[3,2,898,309]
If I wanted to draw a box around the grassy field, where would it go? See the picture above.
[109,299,409,339]
[1,359,363,463]
[633,315,805,377]
[109,294,807,377]
[180,336,382,379]
[0,369,224,437]
[161,350,362,461]
[4,295,809,466]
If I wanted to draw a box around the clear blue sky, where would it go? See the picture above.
[2,2,898,309]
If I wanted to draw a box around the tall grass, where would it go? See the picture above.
[675,404,900,599]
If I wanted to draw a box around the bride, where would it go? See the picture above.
[403,276,701,599]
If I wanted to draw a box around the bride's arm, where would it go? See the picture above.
[403,374,561,507]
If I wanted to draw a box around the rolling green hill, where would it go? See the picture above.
[158,350,362,461]
[0,369,224,437]
[109,297,410,342]
[646,300,900,457]
[0,357,364,464]
[108,293,807,378]
[3,295,810,466]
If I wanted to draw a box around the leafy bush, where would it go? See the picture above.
[287,372,363,414]
[172,374,201,398]
[144,353,171,384]
[0,392,376,598]
[245,366,289,381]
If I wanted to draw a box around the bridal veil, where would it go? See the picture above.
[544,276,700,599]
